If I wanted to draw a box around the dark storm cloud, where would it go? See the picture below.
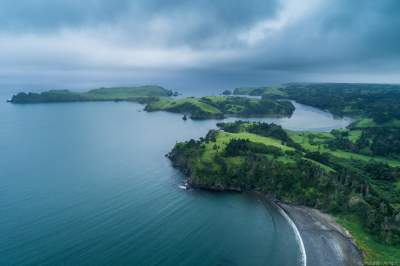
[0,0,132,31]
[315,0,400,60]
[0,0,399,88]
[234,0,400,76]
[0,0,279,40]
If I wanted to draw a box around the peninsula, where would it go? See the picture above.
[169,83,400,265]
[9,85,176,104]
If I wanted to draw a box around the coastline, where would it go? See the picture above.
[274,202,307,266]
[189,187,364,265]
[275,201,363,266]
[184,181,364,265]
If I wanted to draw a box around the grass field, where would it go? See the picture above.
[85,86,171,98]
[289,131,400,167]
[336,215,400,265]
[233,86,288,98]
[197,130,335,173]
[351,118,400,129]
[348,130,362,143]
[199,131,289,158]
[146,98,222,114]
[217,131,293,151]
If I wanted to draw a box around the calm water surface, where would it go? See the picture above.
[0,90,350,265]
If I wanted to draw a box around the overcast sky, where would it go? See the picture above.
[0,0,399,91]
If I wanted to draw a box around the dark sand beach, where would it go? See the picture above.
[278,203,363,266]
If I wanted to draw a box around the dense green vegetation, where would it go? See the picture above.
[145,97,224,119]
[10,86,176,104]
[337,215,400,265]
[283,83,400,125]
[168,121,400,253]
[145,96,294,119]
[234,86,288,98]
[235,83,400,125]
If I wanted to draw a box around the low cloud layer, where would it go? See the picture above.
[0,0,399,90]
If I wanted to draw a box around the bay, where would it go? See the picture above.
[0,90,350,265]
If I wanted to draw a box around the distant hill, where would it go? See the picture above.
[9,85,175,104]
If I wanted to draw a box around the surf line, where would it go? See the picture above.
[276,206,307,266]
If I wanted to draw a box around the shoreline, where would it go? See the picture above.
[186,186,364,265]
[275,201,363,266]
[254,193,306,266]
[274,202,307,266]
[208,189,364,265]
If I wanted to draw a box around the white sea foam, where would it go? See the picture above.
[277,206,307,266]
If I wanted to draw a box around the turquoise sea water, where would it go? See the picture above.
[0,89,350,265]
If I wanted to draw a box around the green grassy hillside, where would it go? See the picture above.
[233,86,287,98]
[146,96,294,119]
[145,97,224,119]
[10,85,174,104]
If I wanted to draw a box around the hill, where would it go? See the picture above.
[145,96,294,120]
[9,85,175,104]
